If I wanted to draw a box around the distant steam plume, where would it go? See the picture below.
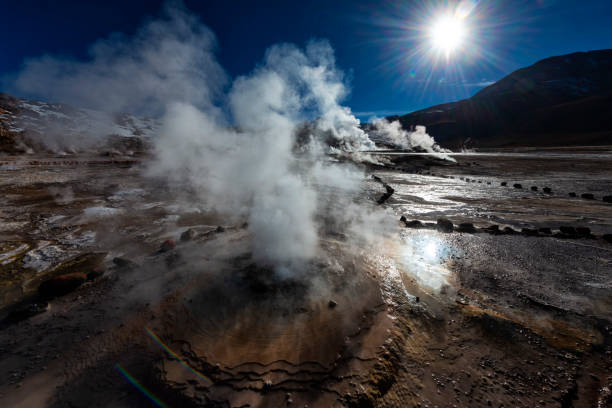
[370,118,454,160]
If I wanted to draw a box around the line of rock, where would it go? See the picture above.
[399,216,612,243]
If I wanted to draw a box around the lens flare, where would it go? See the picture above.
[145,327,213,385]
[115,364,169,408]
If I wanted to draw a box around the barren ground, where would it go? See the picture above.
[0,149,610,407]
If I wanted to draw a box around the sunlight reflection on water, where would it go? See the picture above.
[398,232,453,293]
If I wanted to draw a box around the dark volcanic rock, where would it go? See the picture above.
[538,227,552,235]
[159,239,177,252]
[569,192,577,197]
[530,186,538,191]
[377,191,393,204]
[603,234,612,243]
[560,226,577,236]
[581,193,595,200]
[372,175,395,204]
[603,195,612,203]
[401,217,423,229]
[457,223,476,233]
[543,187,552,194]
[575,227,591,238]
[180,228,198,242]
[513,183,523,189]
[39,273,87,299]
[501,182,507,186]
[502,227,517,234]
[5,301,49,324]
[86,264,106,281]
[328,300,337,308]
[436,218,454,233]
[521,228,539,237]
[483,225,500,234]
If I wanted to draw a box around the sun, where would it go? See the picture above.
[429,14,467,55]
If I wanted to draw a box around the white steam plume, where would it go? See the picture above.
[12,3,225,117]
[370,118,454,160]
[10,1,391,273]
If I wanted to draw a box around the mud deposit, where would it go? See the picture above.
[1,149,611,407]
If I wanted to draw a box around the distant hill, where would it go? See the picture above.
[389,49,612,148]
[0,93,156,154]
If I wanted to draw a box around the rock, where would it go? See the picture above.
[180,228,198,242]
[603,195,612,203]
[581,193,595,200]
[575,227,591,238]
[39,273,86,299]
[559,226,577,236]
[216,226,225,233]
[538,227,552,235]
[6,301,49,323]
[501,182,507,186]
[457,223,476,233]
[436,218,454,233]
[569,192,577,197]
[521,228,539,237]
[86,264,106,280]
[377,192,393,204]
[328,300,337,308]
[603,234,612,243]
[531,186,538,191]
[159,239,176,252]
[377,183,395,204]
[543,187,552,194]
[502,227,516,234]
[513,183,522,189]
[483,225,500,234]
[402,219,423,229]
[113,257,138,270]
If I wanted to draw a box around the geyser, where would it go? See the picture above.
[8,1,429,273]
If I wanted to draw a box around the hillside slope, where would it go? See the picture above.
[390,49,612,148]
[0,93,157,154]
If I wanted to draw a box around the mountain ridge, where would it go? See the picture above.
[388,49,612,148]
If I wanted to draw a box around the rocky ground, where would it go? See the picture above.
[0,150,611,407]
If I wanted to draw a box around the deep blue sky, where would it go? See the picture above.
[1,0,611,119]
